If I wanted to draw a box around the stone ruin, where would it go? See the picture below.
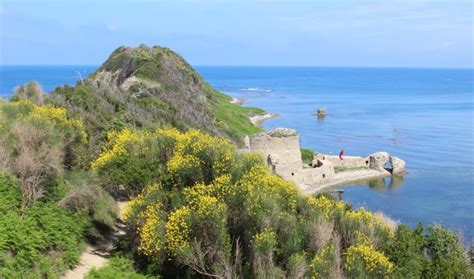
[244,128,406,193]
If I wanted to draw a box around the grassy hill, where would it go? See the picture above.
[49,45,261,159]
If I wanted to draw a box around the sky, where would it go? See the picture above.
[0,0,472,67]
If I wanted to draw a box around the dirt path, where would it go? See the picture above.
[61,201,128,279]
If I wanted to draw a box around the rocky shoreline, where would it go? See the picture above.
[249,112,279,126]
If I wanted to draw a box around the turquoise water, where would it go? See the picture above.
[1,66,473,241]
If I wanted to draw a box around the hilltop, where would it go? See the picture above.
[48,45,262,161]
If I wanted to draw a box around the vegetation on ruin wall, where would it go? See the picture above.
[301,147,317,165]
[93,128,472,278]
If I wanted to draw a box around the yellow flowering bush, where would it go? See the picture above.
[1,99,87,145]
[311,243,335,279]
[92,128,143,170]
[0,99,87,172]
[166,206,192,254]
[92,127,238,193]
[183,175,232,208]
[139,202,166,256]
[344,207,395,243]
[166,129,235,186]
[307,194,345,220]
[344,244,394,277]
[253,228,277,256]
[239,165,298,216]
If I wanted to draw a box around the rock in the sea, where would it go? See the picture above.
[317,108,326,116]
[390,156,406,174]
[369,152,390,172]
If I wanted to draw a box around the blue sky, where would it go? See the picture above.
[0,0,472,67]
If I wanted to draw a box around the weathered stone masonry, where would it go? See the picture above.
[244,128,406,194]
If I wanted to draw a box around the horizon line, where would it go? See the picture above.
[0,64,473,70]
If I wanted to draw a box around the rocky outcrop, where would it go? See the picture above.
[316,108,326,116]
[390,156,406,174]
[369,152,390,172]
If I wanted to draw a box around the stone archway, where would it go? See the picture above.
[369,152,390,172]
[369,152,406,175]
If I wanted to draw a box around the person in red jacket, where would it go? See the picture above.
[339,149,344,160]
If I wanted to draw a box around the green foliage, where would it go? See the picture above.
[300,147,316,164]
[116,128,471,278]
[334,166,370,173]
[424,224,469,278]
[0,172,86,278]
[311,243,336,278]
[86,256,155,279]
[383,224,427,278]
[59,171,118,240]
[205,84,263,142]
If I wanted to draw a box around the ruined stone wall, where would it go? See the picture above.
[248,129,303,179]
[300,166,335,185]
[247,128,405,191]
[314,154,369,168]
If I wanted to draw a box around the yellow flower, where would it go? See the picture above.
[311,243,335,279]
[345,207,394,239]
[344,244,394,277]
[91,128,142,170]
[166,206,192,254]
[307,195,345,220]
[139,202,165,256]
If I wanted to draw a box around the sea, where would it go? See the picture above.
[1,65,473,242]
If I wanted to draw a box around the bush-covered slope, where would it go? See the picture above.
[0,100,117,278]
[48,45,261,163]
[92,128,472,278]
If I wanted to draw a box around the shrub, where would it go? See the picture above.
[341,207,394,249]
[86,256,154,279]
[300,148,315,165]
[383,224,427,277]
[286,253,308,278]
[0,172,86,278]
[424,224,469,277]
[0,100,87,208]
[311,243,335,278]
[11,81,45,105]
[344,244,394,278]
[115,128,471,278]
[58,172,118,240]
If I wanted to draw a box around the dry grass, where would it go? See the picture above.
[0,136,10,170]
[13,81,45,105]
[375,211,400,230]
[329,233,344,279]
[308,218,334,252]
[11,122,63,208]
